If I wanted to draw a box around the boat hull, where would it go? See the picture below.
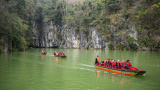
[54,55,67,58]
[94,64,146,76]
[41,53,46,55]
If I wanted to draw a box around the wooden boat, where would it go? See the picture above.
[41,52,47,55]
[94,63,146,76]
[54,52,67,58]
[54,55,67,58]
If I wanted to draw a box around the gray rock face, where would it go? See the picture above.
[33,19,138,49]
[33,20,106,49]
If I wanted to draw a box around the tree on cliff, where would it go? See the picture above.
[0,0,34,53]
[0,0,160,53]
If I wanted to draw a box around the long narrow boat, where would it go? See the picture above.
[94,63,146,76]
[54,55,67,58]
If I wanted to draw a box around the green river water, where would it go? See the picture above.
[0,48,160,90]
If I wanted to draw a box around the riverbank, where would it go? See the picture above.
[1,46,160,54]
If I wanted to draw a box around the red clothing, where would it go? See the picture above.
[58,53,61,56]
[104,60,106,65]
[111,62,116,66]
[119,62,123,67]
[123,62,126,66]
[119,62,126,67]
[62,53,65,56]
[126,62,132,67]
[116,61,120,66]
[108,60,111,65]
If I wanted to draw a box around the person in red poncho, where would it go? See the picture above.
[125,60,139,70]
[125,60,132,69]
[116,60,120,67]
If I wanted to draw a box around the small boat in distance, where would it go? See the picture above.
[29,47,33,49]
[54,51,67,58]
[94,61,146,76]
[41,50,47,55]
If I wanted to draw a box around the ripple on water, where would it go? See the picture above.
[0,49,160,90]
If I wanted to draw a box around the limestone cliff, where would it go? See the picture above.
[32,18,139,50]
[33,20,105,49]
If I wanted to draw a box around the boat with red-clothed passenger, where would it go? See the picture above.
[54,51,67,58]
[94,61,146,76]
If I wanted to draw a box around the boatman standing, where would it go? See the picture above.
[95,56,100,64]
[54,51,57,55]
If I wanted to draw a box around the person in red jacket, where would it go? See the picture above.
[41,50,44,53]
[119,60,125,67]
[104,60,107,66]
[58,52,62,56]
[116,60,120,67]
[105,58,109,65]
[108,59,111,65]
[62,52,65,56]
[125,60,132,69]
[111,60,116,66]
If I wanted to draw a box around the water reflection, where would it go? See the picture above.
[42,55,46,60]
[95,69,146,86]
[53,57,58,60]
[95,71,100,77]
[95,70,133,85]
[53,57,65,65]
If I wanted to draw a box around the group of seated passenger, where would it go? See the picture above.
[41,50,46,54]
[101,59,129,67]
[95,56,137,70]
[54,51,65,56]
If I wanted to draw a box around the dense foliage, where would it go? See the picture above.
[0,0,35,53]
[0,0,160,53]
[0,0,63,53]
[64,0,160,50]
